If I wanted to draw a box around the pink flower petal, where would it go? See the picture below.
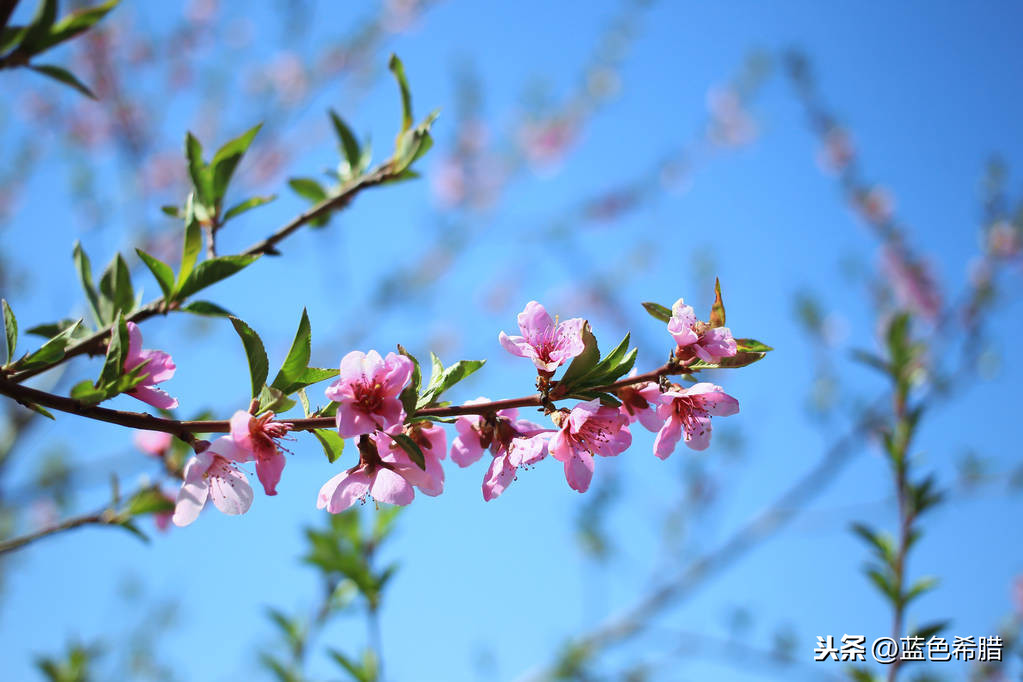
[654,417,682,460]
[327,470,372,513]
[255,452,286,496]
[563,453,594,493]
[370,468,414,506]
[482,454,516,501]
[128,385,179,410]
[207,464,253,515]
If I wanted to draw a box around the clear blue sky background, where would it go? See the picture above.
[2,1,1023,680]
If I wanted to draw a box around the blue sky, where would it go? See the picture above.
[2,1,1023,680]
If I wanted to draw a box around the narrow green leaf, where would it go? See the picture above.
[229,317,268,399]
[116,518,150,544]
[126,485,174,516]
[417,354,484,408]
[905,576,939,605]
[271,308,311,392]
[388,53,413,133]
[20,0,58,53]
[175,194,202,291]
[397,344,421,416]
[34,0,119,52]
[641,301,672,323]
[73,241,104,326]
[735,338,773,353]
[181,300,233,317]
[288,177,327,203]
[184,133,212,206]
[710,277,726,327]
[329,109,362,171]
[134,249,175,299]
[385,431,425,470]
[98,314,129,388]
[28,64,95,98]
[313,429,345,464]
[70,379,106,405]
[98,253,134,319]
[176,254,259,300]
[223,194,276,222]
[559,322,599,388]
[211,123,262,204]
[257,384,296,414]
[0,25,27,54]
[161,204,182,218]
[16,319,83,370]
[25,318,90,340]
[2,299,17,365]
[911,621,949,643]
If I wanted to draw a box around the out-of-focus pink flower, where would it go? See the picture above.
[448,398,554,500]
[134,430,173,456]
[817,128,855,173]
[549,400,631,493]
[229,411,292,496]
[499,301,586,373]
[988,220,1021,258]
[430,156,467,207]
[707,87,757,147]
[855,186,894,225]
[172,437,253,527]
[374,422,447,497]
[881,246,943,321]
[317,436,417,513]
[519,115,578,170]
[653,383,739,458]
[123,322,178,410]
[326,350,414,438]
[668,298,737,364]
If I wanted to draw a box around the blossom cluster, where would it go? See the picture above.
[133,297,744,527]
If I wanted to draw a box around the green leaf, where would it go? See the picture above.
[850,522,893,564]
[710,277,726,327]
[229,317,268,399]
[161,204,182,218]
[210,123,262,205]
[116,518,150,544]
[329,109,362,176]
[20,0,57,54]
[391,110,437,174]
[28,63,95,98]
[288,177,327,203]
[865,566,898,603]
[905,576,939,605]
[689,350,767,370]
[181,300,233,317]
[641,301,672,323]
[25,318,90,340]
[397,344,421,416]
[328,648,373,682]
[126,485,174,516]
[735,338,772,353]
[584,333,636,385]
[175,254,259,300]
[257,384,296,414]
[385,431,425,470]
[0,26,27,54]
[417,354,485,408]
[98,253,134,320]
[388,53,413,133]
[185,133,212,206]
[223,194,276,222]
[559,322,599,387]
[313,429,345,463]
[98,314,130,389]
[175,195,203,292]
[16,319,82,370]
[135,249,175,299]
[73,241,104,326]
[271,308,311,392]
[33,0,119,52]
[2,299,16,365]
[910,621,949,643]
[70,379,107,405]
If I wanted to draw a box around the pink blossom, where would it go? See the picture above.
[448,397,554,500]
[134,430,173,456]
[667,298,737,363]
[374,422,447,497]
[855,186,894,225]
[317,436,417,513]
[707,87,757,147]
[123,322,178,409]
[499,301,586,373]
[617,374,667,432]
[229,410,292,496]
[988,220,1021,258]
[817,128,855,173]
[325,350,414,438]
[549,400,631,493]
[172,437,253,527]
[653,383,739,458]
